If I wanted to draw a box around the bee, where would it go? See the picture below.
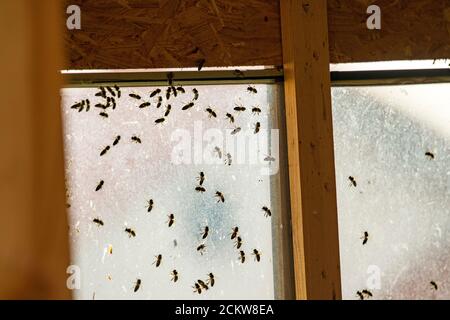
[131,135,142,143]
[207,273,215,287]
[95,180,104,191]
[171,86,177,97]
[176,86,185,94]
[167,214,175,227]
[70,101,82,110]
[166,87,171,100]
[425,151,435,159]
[171,270,179,282]
[100,145,110,156]
[182,102,194,110]
[155,117,165,124]
[150,88,161,98]
[214,146,222,158]
[99,112,109,118]
[95,87,106,98]
[192,88,199,101]
[129,93,141,100]
[93,218,104,226]
[114,84,121,98]
[225,113,235,123]
[225,153,232,166]
[77,100,85,112]
[134,279,141,292]
[195,186,206,193]
[362,289,373,297]
[202,226,209,239]
[206,107,217,118]
[197,244,206,255]
[197,58,206,71]
[192,283,202,294]
[125,227,136,238]
[85,99,90,112]
[146,199,154,213]
[230,227,239,240]
[247,86,257,94]
[252,106,262,115]
[164,104,172,117]
[234,236,243,249]
[252,249,261,262]
[94,103,109,110]
[153,254,162,267]
[197,279,208,290]
[239,250,245,263]
[361,231,369,245]
[156,96,163,108]
[264,155,276,162]
[197,172,205,185]
[430,281,438,290]
[233,104,246,112]
[113,135,121,146]
[348,176,357,187]
[262,206,272,217]
[356,291,364,300]
[215,191,225,203]
[231,127,241,135]
[109,97,117,110]
[167,72,174,86]
[254,122,261,134]
[106,86,116,97]
[138,102,150,109]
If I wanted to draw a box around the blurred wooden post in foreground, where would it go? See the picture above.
[0,0,71,299]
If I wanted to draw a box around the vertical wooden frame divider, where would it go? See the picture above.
[280,0,342,299]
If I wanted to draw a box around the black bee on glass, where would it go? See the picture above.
[171,270,179,282]
[230,227,239,240]
[165,104,171,117]
[95,180,104,191]
[100,145,110,156]
[215,191,225,203]
[131,135,142,143]
[225,153,232,166]
[176,86,185,94]
[150,88,161,98]
[356,291,364,300]
[206,107,217,118]
[247,86,257,94]
[254,122,261,134]
[167,214,175,227]
[106,86,116,97]
[71,102,81,110]
[113,135,121,146]
[156,96,163,108]
[348,176,357,187]
[134,279,141,292]
[197,279,208,290]
[252,249,261,262]
[182,102,194,110]
[361,231,369,245]
[233,104,246,112]
[95,86,106,98]
[234,236,243,249]
[239,250,245,263]
[99,112,109,118]
[129,93,141,100]
[95,103,109,110]
[138,102,150,109]
[93,218,104,226]
[430,281,438,290]
[252,106,262,115]
[167,72,174,86]
[362,289,373,297]
[262,206,272,218]
[153,254,162,267]
[231,127,241,135]
[202,226,209,239]
[114,84,121,98]
[207,273,215,287]
[111,97,116,110]
[425,151,435,159]
[171,86,177,97]
[197,172,205,186]
[192,88,199,101]
[85,99,90,112]
[197,244,206,255]
[155,117,165,124]
[214,146,222,158]
[125,227,136,238]
[192,283,202,294]
[195,186,206,193]
[225,113,235,123]
[147,199,154,213]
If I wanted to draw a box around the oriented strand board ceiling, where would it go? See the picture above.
[64,0,450,69]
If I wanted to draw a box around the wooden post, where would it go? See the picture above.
[280,0,342,299]
[0,0,71,299]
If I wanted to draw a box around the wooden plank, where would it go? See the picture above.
[64,0,450,69]
[0,0,71,299]
[280,0,342,300]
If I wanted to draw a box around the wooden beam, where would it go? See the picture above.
[280,0,342,300]
[0,0,71,299]
[63,0,450,69]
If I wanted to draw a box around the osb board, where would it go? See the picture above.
[65,0,450,69]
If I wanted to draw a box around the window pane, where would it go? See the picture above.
[61,82,292,299]
[332,83,450,299]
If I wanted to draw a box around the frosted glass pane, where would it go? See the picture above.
[332,84,450,300]
[61,82,289,299]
